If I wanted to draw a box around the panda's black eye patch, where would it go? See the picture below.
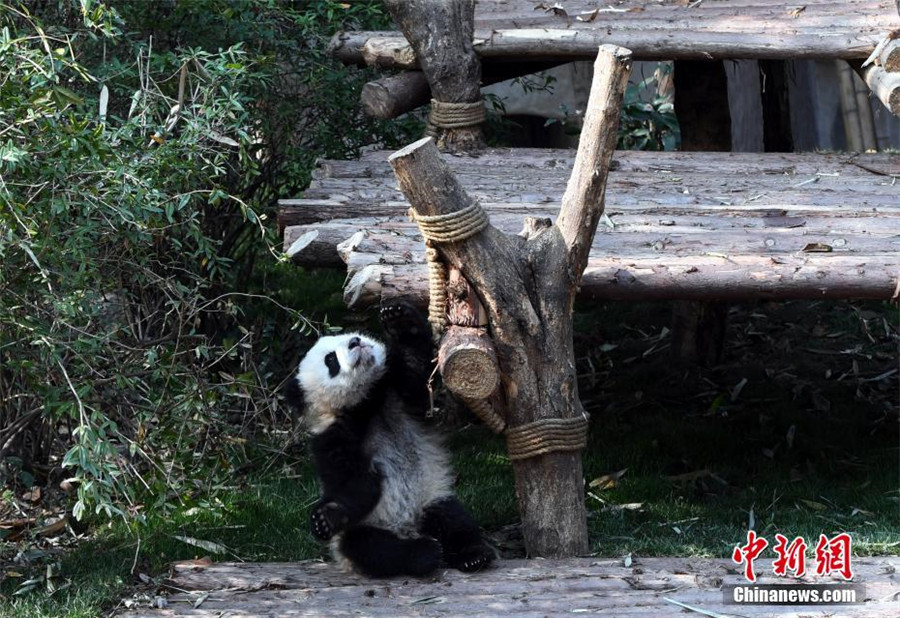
[324,351,340,378]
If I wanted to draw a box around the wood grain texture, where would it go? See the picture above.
[115,556,900,617]
[331,0,900,65]
[280,149,900,303]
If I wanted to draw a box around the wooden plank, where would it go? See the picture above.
[340,254,900,308]
[280,150,900,228]
[278,149,900,304]
[330,1,900,64]
[115,556,900,617]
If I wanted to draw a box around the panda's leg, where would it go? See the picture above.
[338,525,442,578]
[420,497,495,572]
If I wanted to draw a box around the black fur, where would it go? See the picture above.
[420,497,495,572]
[339,526,442,578]
[287,301,494,577]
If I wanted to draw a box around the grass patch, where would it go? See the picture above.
[4,298,898,616]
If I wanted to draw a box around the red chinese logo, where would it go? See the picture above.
[732,531,854,582]
[814,533,854,580]
[772,534,808,578]
[732,530,769,583]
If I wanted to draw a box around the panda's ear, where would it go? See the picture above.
[283,374,306,416]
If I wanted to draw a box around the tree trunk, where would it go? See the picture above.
[383,0,484,152]
[388,46,632,557]
[672,60,732,365]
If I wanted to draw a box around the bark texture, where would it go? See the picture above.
[361,71,430,119]
[118,557,900,617]
[330,1,898,66]
[280,149,900,304]
[384,0,484,151]
[360,62,565,120]
[387,46,632,558]
[857,61,900,116]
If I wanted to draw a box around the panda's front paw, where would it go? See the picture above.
[310,501,349,540]
[449,542,495,573]
[380,301,428,341]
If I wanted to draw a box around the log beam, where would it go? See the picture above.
[387,46,632,558]
[361,72,430,119]
[361,62,566,120]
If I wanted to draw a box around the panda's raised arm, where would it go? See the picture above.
[309,418,382,540]
[380,302,434,411]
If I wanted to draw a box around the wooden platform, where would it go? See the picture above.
[117,556,900,617]
[280,149,900,309]
[331,0,900,65]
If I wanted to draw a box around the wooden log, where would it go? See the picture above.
[329,22,891,66]
[839,61,866,150]
[328,31,416,68]
[384,0,484,152]
[361,71,430,119]
[857,61,900,117]
[438,267,502,418]
[360,62,566,120]
[438,326,499,401]
[387,46,631,558]
[341,253,900,309]
[880,35,900,72]
[116,557,900,618]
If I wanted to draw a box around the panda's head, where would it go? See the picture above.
[287,332,387,433]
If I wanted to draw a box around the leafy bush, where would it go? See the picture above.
[618,64,680,151]
[0,0,415,523]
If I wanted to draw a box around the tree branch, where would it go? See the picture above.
[556,45,632,284]
[387,138,517,295]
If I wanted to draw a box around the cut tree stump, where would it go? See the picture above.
[115,556,900,617]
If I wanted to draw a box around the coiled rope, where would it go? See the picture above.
[505,416,589,461]
[425,99,486,136]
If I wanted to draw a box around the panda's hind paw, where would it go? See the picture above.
[450,542,495,573]
[310,501,348,540]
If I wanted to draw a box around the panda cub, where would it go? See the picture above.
[285,301,494,578]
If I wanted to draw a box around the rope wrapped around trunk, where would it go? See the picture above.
[506,416,590,461]
[425,99,486,136]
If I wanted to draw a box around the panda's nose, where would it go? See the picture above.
[348,336,361,350]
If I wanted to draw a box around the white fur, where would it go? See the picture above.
[361,393,453,536]
[293,332,387,434]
